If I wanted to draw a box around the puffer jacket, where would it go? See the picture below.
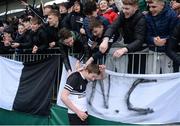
[167,23,180,65]
[145,4,179,52]
[104,10,146,52]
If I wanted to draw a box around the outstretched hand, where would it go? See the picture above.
[96,64,106,80]
[75,60,87,71]
[75,60,81,70]
[99,64,106,73]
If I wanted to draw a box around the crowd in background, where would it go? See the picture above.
[0,0,180,74]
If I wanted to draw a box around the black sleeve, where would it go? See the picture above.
[92,42,111,60]
[18,33,33,49]
[58,43,72,71]
[126,16,146,52]
[78,33,91,61]
[15,35,22,43]
[64,72,79,92]
[61,14,71,30]
[167,23,180,65]
[38,29,49,50]
[92,51,103,61]
[0,43,13,54]
[39,3,44,19]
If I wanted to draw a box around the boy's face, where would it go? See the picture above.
[63,36,74,47]
[73,3,81,13]
[18,25,26,35]
[31,22,40,32]
[86,72,99,81]
[92,26,104,38]
[23,21,31,30]
[122,4,137,18]
[48,15,59,27]
[3,32,12,45]
[59,5,68,14]
[149,2,164,16]
[44,7,52,16]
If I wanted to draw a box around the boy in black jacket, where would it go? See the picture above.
[30,17,49,54]
[57,28,90,75]
[99,0,146,73]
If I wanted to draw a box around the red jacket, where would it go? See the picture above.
[100,8,118,24]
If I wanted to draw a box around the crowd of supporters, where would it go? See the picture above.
[0,0,180,74]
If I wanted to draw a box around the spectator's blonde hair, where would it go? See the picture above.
[48,10,60,18]
[122,0,138,5]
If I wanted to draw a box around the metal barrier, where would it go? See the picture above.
[105,51,175,74]
[0,52,177,102]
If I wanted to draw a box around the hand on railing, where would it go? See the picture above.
[113,47,128,58]
[32,45,38,54]
[49,42,56,48]
[154,36,166,47]
[11,43,20,48]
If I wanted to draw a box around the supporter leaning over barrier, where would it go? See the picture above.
[11,23,32,53]
[21,1,64,52]
[0,27,15,54]
[30,17,49,54]
[114,0,149,14]
[167,23,180,72]
[46,10,63,50]
[57,28,90,76]
[145,0,179,74]
[85,17,119,65]
[99,0,146,74]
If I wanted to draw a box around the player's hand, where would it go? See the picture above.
[77,111,88,121]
